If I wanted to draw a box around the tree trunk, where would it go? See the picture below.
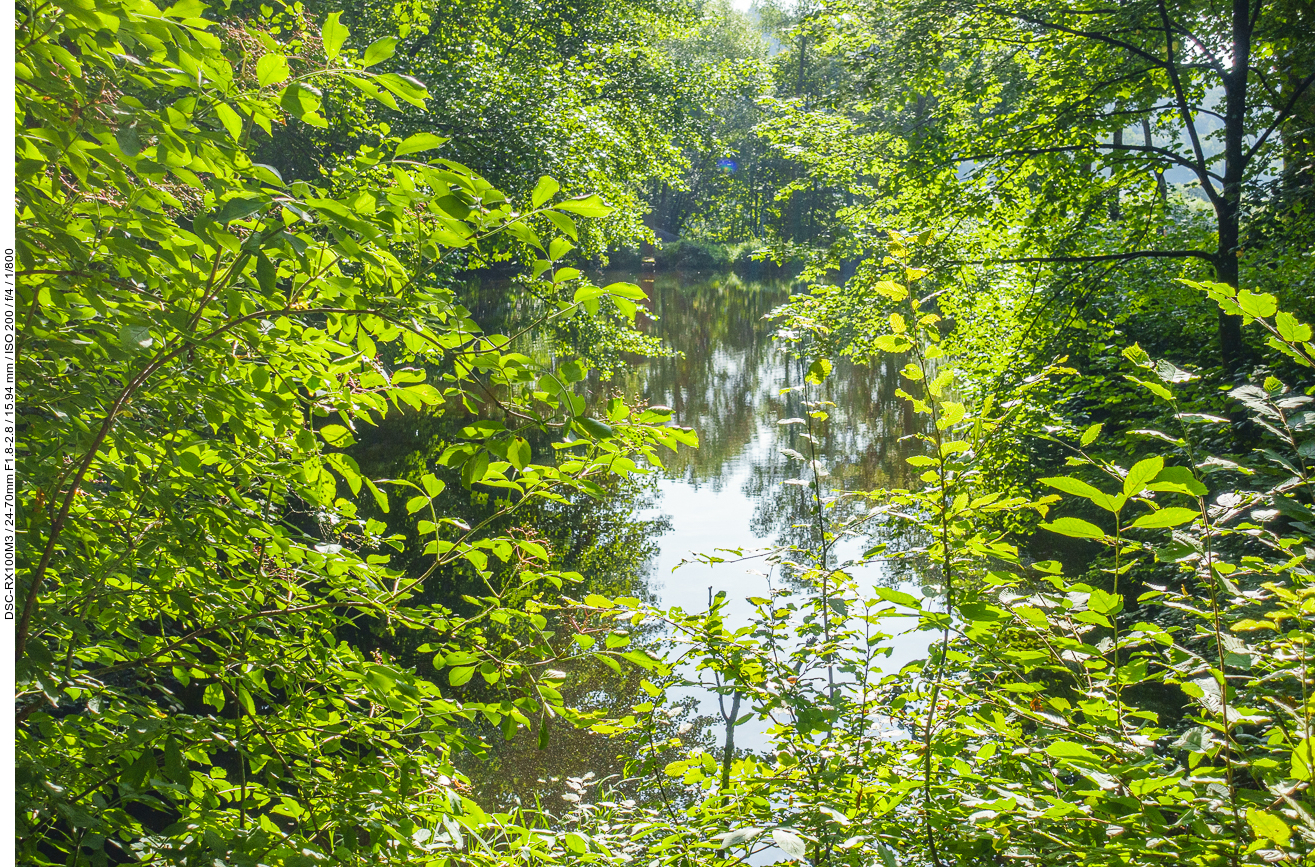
[1214,239,1245,371]
[719,690,740,802]
[1214,0,1253,372]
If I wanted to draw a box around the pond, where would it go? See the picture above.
[614,269,916,625]
[400,268,933,805]
[610,270,932,750]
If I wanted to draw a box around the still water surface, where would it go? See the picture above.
[456,269,929,802]
[609,270,930,744]
[615,272,911,622]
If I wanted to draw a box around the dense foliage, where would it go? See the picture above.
[15,0,689,862]
[15,0,1315,865]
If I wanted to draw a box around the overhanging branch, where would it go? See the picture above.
[959,249,1215,266]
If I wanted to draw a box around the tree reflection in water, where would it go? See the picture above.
[610,271,919,589]
[354,269,924,807]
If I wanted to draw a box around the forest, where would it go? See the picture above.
[13,0,1315,864]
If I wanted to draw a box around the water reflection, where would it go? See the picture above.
[371,269,926,802]
[600,271,915,609]
[608,269,929,761]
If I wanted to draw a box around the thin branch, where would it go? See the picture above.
[959,249,1215,266]
[1158,0,1220,209]
[981,5,1171,69]
[955,143,1222,181]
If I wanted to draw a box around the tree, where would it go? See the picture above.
[240,0,708,258]
[650,0,773,240]
[805,0,1315,368]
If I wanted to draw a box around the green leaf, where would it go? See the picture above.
[395,132,447,157]
[325,453,362,496]
[237,686,257,717]
[554,194,612,217]
[959,602,1007,622]
[319,424,354,446]
[362,36,397,67]
[1154,539,1198,562]
[256,53,290,87]
[279,82,322,118]
[1123,456,1165,497]
[115,121,140,157]
[1292,738,1313,781]
[531,175,560,208]
[1246,807,1290,845]
[461,451,489,488]
[255,251,277,294]
[806,358,832,385]
[163,737,189,784]
[118,324,153,351]
[602,281,647,300]
[508,437,531,470]
[449,666,476,687]
[559,360,585,382]
[874,586,919,608]
[343,74,399,110]
[1045,741,1101,763]
[364,477,389,513]
[123,750,155,791]
[874,280,907,300]
[548,237,573,261]
[564,833,589,855]
[621,650,659,670]
[1236,290,1277,321]
[202,683,225,712]
[1122,343,1152,367]
[1040,517,1105,539]
[1039,476,1120,512]
[543,209,577,240]
[376,74,428,109]
[1079,423,1102,447]
[249,163,284,187]
[937,402,965,427]
[1129,507,1198,529]
[364,664,397,692]
[1148,465,1207,497]
[321,11,348,60]
[1088,589,1122,616]
[406,495,429,514]
[874,334,912,352]
[214,103,243,141]
[577,417,614,439]
[1124,375,1174,401]
[1275,310,1313,343]
[217,195,266,225]
[506,221,542,249]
